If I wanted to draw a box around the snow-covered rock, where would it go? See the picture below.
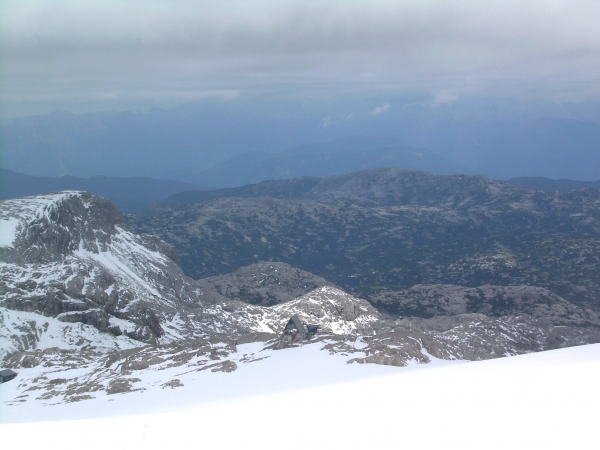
[0,192,385,354]
[0,192,210,344]
[0,307,140,363]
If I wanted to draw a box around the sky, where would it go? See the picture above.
[2,0,600,119]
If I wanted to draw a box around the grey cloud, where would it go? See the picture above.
[2,1,600,117]
[369,103,391,116]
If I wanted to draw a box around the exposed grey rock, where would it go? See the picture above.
[197,261,336,306]
[0,192,211,344]
[162,379,184,389]
[324,315,600,367]
[107,378,143,395]
[370,284,600,327]
[213,287,383,336]
[199,360,237,373]
[3,336,240,404]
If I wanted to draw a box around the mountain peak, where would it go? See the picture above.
[0,191,124,264]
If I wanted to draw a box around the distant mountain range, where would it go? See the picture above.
[2,99,600,182]
[161,172,600,211]
[3,164,599,215]
[179,138,471,188]
[0,169,202,213]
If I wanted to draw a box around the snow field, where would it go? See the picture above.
[2,343,599,449]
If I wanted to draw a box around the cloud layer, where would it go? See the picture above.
[2,0,600,117]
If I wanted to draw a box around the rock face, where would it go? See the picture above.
[0,192,209,344]
[127,168,600,311]
[271,286,381,334]
[0,307,140,363]
[197,262,336,306]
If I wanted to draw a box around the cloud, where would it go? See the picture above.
[431,90,458,106]
[2,1,600,117]
[369,103,391,116]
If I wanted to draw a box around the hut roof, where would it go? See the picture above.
[284,314,305,333]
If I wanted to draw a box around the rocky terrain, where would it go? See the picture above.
[2,188,600,408]
[128,168,600,311]
[369,284,600,327]
[196,261,337,306]
[4,311,599,406]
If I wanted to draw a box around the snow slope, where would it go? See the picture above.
[1,343,598,450]
[0,307,140,362]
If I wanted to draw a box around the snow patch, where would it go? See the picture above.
[0,218,20,247]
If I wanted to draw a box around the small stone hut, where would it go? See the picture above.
[0,369,17,383]
[279,314,319,347]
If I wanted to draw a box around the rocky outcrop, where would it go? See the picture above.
[0,192,208,344]
[197,261,336,306]
[217,286,383,335]
[324,314,600,367]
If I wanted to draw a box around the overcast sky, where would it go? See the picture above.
[2,0,600,119]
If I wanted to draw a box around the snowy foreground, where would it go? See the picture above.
[2,342,599,450]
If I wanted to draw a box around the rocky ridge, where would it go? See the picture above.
[369,284,600,327]
[197,261,337,306]
[0,191,206,343]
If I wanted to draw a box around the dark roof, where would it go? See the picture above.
[0,369,17,377]
[284,314,305,333]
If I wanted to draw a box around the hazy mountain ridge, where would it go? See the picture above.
[3,102,600,182]
[0,168,202,213]
[161,177,320,210]
[477,117,600,180]
[183,143,470,188]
